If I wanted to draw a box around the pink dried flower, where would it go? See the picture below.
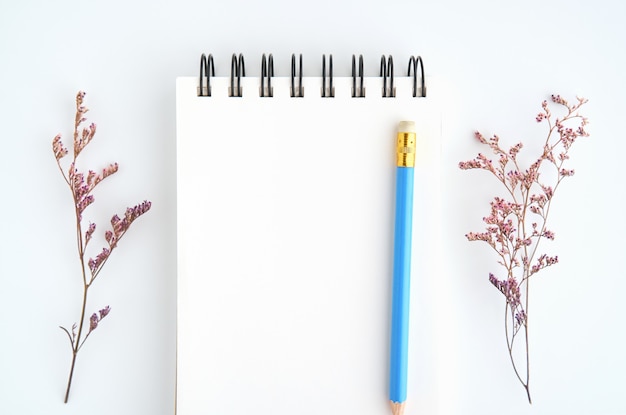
[551,94,567,105]
[105,230,113,244]
[509,142,523,160]
[74,123,97,158]
[87,306,111,335]
[460,94,590,404]
[530,193,546,207]
[87,305,110,334]
[530,254,559,275]
[89,313,99,331]
[53,134,69,160]
[111,214,123,234]
[85,222,96,245]
[77,195,94,215]
[54,91,151,403]
[99,306,110,320]
[474,130,488,144]
[105,201,152,250]
[541,184,554,200]
[458,159,482,169]
[88,247,111,275]
[102,163,119,180]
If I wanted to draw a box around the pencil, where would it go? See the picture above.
[389,121,416,415]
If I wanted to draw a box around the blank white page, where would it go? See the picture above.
[176,75,443,415]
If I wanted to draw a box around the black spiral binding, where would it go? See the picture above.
[229,53,245,97]
[291,54,304,98]
[322,54,334,98]
[408,55,426,98]
[351,54,365,98]
[380,55,395,98]
[261,54,274,97]
[198,54,426,98]
[198,53,215,97]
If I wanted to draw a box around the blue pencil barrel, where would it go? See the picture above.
[390,165,414,403]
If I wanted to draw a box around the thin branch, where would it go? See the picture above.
[78,330,93,351]
[59,326,74,348]
[504,302,527,388]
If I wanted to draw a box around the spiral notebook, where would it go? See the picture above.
[176,54,444,415]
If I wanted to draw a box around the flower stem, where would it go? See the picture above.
[504,303,526,388]
[64,278,89,403]
[524,271,531,404]
[64,351,77,403]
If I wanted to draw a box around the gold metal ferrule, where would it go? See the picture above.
[396,132,416,167]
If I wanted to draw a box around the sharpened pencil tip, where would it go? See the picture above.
[390,400,406,415]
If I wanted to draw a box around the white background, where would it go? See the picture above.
[0,0,624,414]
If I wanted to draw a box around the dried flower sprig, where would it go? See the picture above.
[54,91,151,403]
[459,95,589,403]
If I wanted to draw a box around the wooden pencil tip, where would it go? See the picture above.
[390,400,406,415]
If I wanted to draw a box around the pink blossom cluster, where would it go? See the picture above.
[88,200,152,276]
[67,163,119,219]
[460,94,588,291]
[530,253,559,275]
[459,94,589,403]
[53,92,151,286]
[489,273,526,329]
[88,306,111,332]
